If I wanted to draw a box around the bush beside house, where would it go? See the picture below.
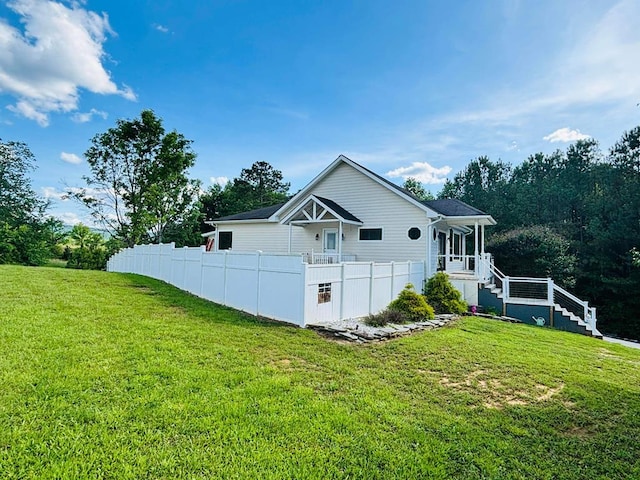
[365,284,435,326]
[423,272,468,315]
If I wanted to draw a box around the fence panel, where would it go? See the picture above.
[303,261,426,324]
[183,247,204,296]
[341,263,373,319]
[258,254,305,325]
[200,252,226,304]
[158,243,175,282]
[223,253,260,315]
[170,248,187,290]
[107,245,426,327]
[371,263,393,313]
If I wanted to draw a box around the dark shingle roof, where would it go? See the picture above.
[315,196,362,223]
[213,157,491,223]
[423,198,488,216]
[214,202,286,221]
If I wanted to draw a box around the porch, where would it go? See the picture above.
[437,253,493,281]
[283,194,363,261]
[428,210,496,283]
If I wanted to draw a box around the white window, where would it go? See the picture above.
[318,283,332,303]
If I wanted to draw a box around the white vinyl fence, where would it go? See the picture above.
[107,243,426,327]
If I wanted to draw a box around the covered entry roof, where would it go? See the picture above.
[280,195,363,226]
[424,199,496,226]
[424,199,486,217]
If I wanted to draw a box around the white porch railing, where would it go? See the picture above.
[438,253,493,282]
[302,252,357,264]
[487,262,598,332]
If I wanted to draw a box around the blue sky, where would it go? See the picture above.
[1,0,639,226]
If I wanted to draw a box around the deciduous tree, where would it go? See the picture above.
[402,177,434,200]
[199,161,290,228]
[0,139,61,265]
[71,110,199,247]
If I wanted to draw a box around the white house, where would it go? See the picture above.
[109,155,600,337]
[204,155,496,290]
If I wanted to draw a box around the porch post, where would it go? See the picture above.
[288,223,292,254]
[446,229,451,264]
[426,219,432,278]
[474,221,479,278]
[338,221,343,262]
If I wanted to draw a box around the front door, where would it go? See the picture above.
[323,228,338,254]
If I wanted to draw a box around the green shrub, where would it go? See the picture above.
[364,309,406,327]
[66,247,108,270]
[388,284,435,322]
[487,225,576,289]
[423,272,467,314]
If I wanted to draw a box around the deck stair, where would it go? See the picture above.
[479,264,602,338]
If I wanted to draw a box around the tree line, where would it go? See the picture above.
[439,129,640,339]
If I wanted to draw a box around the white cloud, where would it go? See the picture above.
[0,0,136,126]
[543,128,591,143]
[43,185,106,201]
[60,152,82,164]
[71,108,108,123]
[210,176,229,186]
[153,23,169,33]
[7,100,49,126]
[42,186,66,200]
[386,162,452,184]
[57,212,82,226]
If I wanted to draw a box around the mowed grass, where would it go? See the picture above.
[1,266,639,479]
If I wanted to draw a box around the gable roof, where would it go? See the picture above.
[272,155,431,218]
[214,202,286,222]
[311,196,362,223]
[279,194,362,225]
[209,155,495,226]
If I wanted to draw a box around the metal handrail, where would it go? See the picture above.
[490,264,598,331]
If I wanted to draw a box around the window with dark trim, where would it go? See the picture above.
[359,228,382,241]
[318,283,332,303]
[408,227,421,240]
[453,232,461,255]
[219,231,233,250]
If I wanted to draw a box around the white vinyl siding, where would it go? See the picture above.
[294,162,429,262]
[215,223,289,253]
[214,161,444,263]
[213,222,325,257]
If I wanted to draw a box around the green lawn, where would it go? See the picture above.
[1,265,639,479]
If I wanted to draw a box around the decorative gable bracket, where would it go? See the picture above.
[279,195,363,226]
